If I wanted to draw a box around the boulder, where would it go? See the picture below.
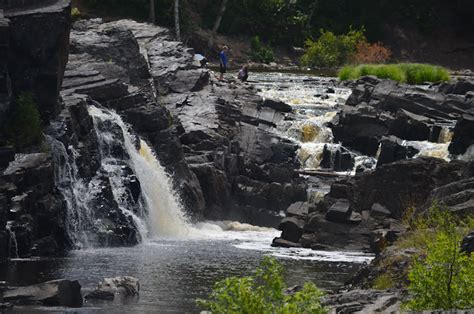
[85,276,139,300]
[2,279,82,307]
[439,79,474,96]
[278,217,305,243]
[376,136,418,167]
[261,98,292,113]
[325,199,352,223]
[271,237,301,248]
[449,115,474,155]
[285,202,309,219]
[320,145,355,172]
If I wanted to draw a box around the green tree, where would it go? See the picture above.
[197,256,327,314]
[405,232,474,310]
[404,204,474,311]
[300,28,365,67]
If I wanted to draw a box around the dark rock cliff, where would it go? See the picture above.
[0,0,72,259]
[1,0,71,122]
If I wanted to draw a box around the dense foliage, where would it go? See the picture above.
[82,0,474,48]
[3,92,43,149]
[339,63,450,84]
[249,36,275,64]
[351,41,391,64]
[300,28,365,67]
[402,205,474,310]
[197,256,327,314]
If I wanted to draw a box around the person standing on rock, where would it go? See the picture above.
[219,45,229,81]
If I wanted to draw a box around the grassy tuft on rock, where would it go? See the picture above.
[339,63,450,84]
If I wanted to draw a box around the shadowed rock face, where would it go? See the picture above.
[333,76,474,156]
[0,10,11,125]
[2,0,71,122]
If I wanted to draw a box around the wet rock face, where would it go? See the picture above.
[449,114,474,156]
[0,153,69,259]
[2,0,71,121]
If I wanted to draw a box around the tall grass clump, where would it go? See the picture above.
[339,63,450,84]
[197,256,327,314]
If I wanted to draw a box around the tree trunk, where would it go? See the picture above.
[208,0,229,48]
[306,0,319,30]
[149,0,156,24]
[174,0,181,41]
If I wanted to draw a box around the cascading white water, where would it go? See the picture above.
[5,221,19,258]
[47,135,98,247]
[88,106,190,238]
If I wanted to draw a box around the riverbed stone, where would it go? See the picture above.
[2,279,83,307]
[278,217,305,243]
[85,276,140,300]
[325,199,352,223]
[449,114,474,155]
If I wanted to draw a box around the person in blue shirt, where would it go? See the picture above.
[219,45,229,81]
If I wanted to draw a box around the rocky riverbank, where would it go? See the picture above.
[274,75,474,251]
[271,75,474,311]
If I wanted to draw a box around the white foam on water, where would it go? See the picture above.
[406,140,451,161]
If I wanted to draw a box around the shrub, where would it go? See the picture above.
[405,232,474,310]
[250,36,275,64]
[71,7,82,22]
[372,273,395,290]
[401,204,474,310]
[197,256,327,314]
[351,41,392,64]
[300,28,365,68]
[4,92,43,150]
[339,63,450,84]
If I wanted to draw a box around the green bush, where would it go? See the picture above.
[405,233,474,310]
[402,204,474,310]
[4,92,43,149]
[250,36,275,64]
[300,28,365,68]
[71,7,82,22]
[197,256,327,314]
[339,63,450,84]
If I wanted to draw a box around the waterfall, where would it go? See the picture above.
[47,135,97,247]
[88,106,190,238]
[49,105,191,248]
[5,221,18,258]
